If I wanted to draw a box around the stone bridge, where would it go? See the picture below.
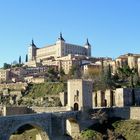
[0,111,94,140]
[1,107,139,140]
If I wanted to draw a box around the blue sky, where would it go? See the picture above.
[0,0,140,67]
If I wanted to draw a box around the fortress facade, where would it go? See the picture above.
[28,33,91,63]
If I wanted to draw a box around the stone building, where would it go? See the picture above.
[28,33,91,63]
[0,69,10,83]
[67,79,93,111]
[26,33,92,74]
[115,53,140,72]
[93,88,140,108]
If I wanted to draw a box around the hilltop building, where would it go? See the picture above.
[0,69,10,83]
[26,33,92,74]
[28,33,91,62]
[115,53,140,76]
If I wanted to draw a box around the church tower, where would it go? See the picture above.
[28,39,37,61]
[84,39,91,57]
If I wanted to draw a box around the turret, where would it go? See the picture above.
[56,32,65,44]
[28,39,37,61]
[84,38,91,57]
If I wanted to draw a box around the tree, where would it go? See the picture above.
[47,67,59,82]
[19,56,21,64]
[25,54,28,62]
[68,65,81,79]
[118,65,136,88]
[95,64,115,91]
[3,63,11,69]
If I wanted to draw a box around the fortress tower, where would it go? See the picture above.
[67,79,93,111]
[84,38,91,57]
[28,39,37,61]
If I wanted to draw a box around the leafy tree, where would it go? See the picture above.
[94,64,115,91]
[81,129,102,140]
[68,65,81,79]
[46,67,59,82]
[118,65,136,88]
[3,63,11,69]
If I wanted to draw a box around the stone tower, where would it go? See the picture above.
[67,79,93,111]
[56,32,65,57]
[84,39,91,57]
[28,39,37,61]
[128,54,136,69]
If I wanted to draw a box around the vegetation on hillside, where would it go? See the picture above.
[26,82,66,98]
[78,119,140,140]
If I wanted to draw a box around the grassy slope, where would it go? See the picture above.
[26,82,66,98]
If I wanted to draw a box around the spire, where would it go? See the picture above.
[85,38,91,46]
[58,32,65,41]
[31,39,36,47]
[32,39,34,45]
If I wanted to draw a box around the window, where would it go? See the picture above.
[76,90,79,96]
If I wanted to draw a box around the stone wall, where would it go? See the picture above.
[2,106,29,116]
[92,107,140,121]
[96,90,105,107]
[0,83,28,91]
[68,79,93,111]
[93,88,140,108]
[1,106,68,116]
[130,107,140,120]
[59,92,67,106]
[134,88,140,105]
[30,106,67,113]
[115,88,133,107]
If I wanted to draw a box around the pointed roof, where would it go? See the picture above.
[31,39,36,47]
[85,38,91,46]
[58,32,65,41]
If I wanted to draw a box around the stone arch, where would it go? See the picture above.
[66,117,80,139]
[8,121,50,140]
[74,103,79,111]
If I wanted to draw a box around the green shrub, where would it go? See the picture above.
[81,129,102,140]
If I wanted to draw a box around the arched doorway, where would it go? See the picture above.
[74,103,79,111]
[9,123,50,140]
[66,118,80,139]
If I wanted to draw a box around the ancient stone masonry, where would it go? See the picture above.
[93,88,140,107]
[0,111,91,140]
[67,79,93,111]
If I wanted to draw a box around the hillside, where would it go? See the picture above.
[79,119,140,140]
[20,82,67,107]
[26,82,66,98]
